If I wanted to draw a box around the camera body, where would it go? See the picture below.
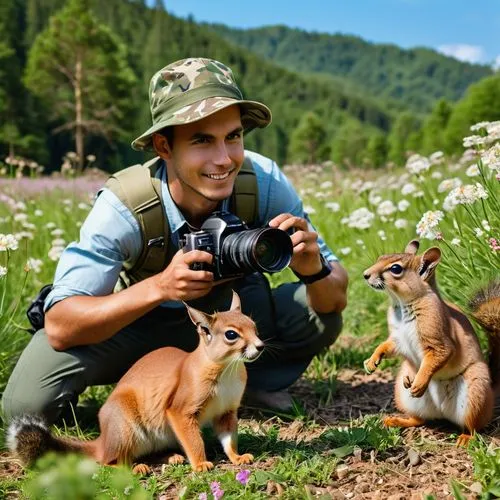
[181,211,293,281]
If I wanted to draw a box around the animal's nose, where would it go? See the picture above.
[255,342,265,352]
[363,272,370,280]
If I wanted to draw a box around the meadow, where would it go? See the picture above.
[0,123,499,499]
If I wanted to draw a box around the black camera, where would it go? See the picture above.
[181,211,293,280]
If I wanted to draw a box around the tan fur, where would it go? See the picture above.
[363,240,498,444]
[9,291,264,472]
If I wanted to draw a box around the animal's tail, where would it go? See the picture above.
[6,414,96,466]
[469,279,500,393]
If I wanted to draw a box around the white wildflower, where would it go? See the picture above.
[482,220,491,232]
[466,164,480,177]
[51,228,64,237]
[346,207,375,230]
[377,200,397,216]
[86,154,96,163]
[340,247,352,255]
[406,154,431,175]
[401,183,417,195]
[0,266,7,277]
[429,151,444,164]
[443,183,488,210]
[437,178,462,193]
[470,121,490,132]
[413,191,424,198]
[34,209,43,217]
[303,205,316,214]
[474,228,484,237]
[395,218,408,229]
[320,181,333,189]
[463,135,487,148]
[48,246,64,261]
[481,143,500,172]
[451,238,461,246]
[416,210,444,240]
[46,222,56,229]
[325,201,340,212]
[25,258,43,273]
[398,200,410,212]
[377,230,387,241]
[0,234,19,251]
[356,239,364,246]
[431,171,443,179]
[13,213,28,222]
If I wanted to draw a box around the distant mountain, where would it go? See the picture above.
[206,24,493,112]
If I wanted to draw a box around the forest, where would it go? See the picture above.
[0,0,499,172]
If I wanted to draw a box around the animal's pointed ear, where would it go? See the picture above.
[229,290,241,312]
[184,303,213,344]
[418,247,441,281]
[405,240,420,254]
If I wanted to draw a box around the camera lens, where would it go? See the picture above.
[221,227,293,274]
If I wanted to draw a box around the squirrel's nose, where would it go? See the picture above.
[255,342,264,352]
[363,272,370,280]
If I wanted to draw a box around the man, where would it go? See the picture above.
[2,58,347,423]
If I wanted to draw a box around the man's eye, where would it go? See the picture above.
[227,132,242,141]
[193,137,209,144]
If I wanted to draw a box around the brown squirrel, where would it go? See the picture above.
[7,291,264,473]
[363,240,500,445]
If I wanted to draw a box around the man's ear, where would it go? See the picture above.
[152,133,172,159]
[418,247,441,281]
[405,240,420,255]
[229,290,241,312]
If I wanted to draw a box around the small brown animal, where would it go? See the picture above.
[363,240,500,446]
[7,291,264,473]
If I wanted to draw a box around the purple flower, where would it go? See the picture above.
[210,481,224,499]
[198,494,208,500]
[236,469,251,486]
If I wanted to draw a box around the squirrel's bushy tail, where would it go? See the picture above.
[469,279,500,392]
[6,415,95,466]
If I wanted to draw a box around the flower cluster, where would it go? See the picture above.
[416,210,444,240]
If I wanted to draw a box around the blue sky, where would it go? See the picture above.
[156,0,500,67]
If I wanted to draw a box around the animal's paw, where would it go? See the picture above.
[232,453,254,465]
[383,416,402,428]
[456,434,472,447]
[167,453,185,465]
[193,461,214,472]
[132,463,152,475]
[403,375,413,389]
[363,357,379,374]
[410,381,428,398]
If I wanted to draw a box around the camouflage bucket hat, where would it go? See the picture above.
[131,58,272,151]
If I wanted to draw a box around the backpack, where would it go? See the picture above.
[104,155,259,291]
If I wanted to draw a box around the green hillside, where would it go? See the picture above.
[207,24,493,112]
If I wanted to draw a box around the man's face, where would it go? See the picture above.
[158,105,245,208]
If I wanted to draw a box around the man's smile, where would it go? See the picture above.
[202,168,236,181]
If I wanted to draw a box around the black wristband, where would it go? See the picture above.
[293,255,332,284]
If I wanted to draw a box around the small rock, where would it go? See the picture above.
[407,448,421,466]
[469,482,483,494]
[336,464,349,480]
[354,482,371,494]
[353,446,362,462]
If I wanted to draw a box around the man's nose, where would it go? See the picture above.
[214,143,232,166]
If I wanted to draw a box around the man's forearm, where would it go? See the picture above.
[45,277,165,350]
[306,262,348,314]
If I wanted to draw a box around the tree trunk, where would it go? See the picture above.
[75,53,84,171]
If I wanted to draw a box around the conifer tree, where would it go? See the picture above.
[288,112,328,164]
[421,99,452,154]
[24,0,137,169]
[365,132,388,168]
[387,112,420,165]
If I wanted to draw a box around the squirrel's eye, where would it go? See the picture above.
[389,264,403,275]
[224,330,240,341]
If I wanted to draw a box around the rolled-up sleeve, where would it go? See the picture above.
[247,151,339,263]
[44,189,141,311]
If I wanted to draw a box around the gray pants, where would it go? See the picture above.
[2,274,342,423]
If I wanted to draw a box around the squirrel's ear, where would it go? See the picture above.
[418,247,441,280]
[405,240,420,254]
[229,290,241,312]
[184,303,211,328]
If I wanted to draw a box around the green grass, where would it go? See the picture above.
[1,138,499,497]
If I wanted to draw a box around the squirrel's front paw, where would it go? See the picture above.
[193,461,214,472]
[410,381,428,398]
[364,357,379,374]
[403,375,413,389]
[232,453,254,465]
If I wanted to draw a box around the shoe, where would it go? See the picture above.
[243,388,294,412]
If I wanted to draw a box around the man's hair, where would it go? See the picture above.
[160,127,174,149]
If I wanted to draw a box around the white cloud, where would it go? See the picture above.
[437,44,485,64]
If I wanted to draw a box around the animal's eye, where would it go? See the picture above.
[389,264,403,275]
[224,330,240,341]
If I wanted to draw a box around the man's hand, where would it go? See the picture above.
[268,213,322,276]
[153,249,215,302]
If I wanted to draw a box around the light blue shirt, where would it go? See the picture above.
[45,150,338,311]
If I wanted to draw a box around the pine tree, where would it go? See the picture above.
[24,0,138,169]
[387,112,420,165]
[365,132,388,168]
[330,119,368,168]
[288,112,328,164]
[421,99,452,154]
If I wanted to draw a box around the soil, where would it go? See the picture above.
[1,368,499,499]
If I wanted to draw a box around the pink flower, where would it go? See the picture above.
[488,237,500,252]
[210,481,224,499]
[236,469,251,485]
[198,494,208,500]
